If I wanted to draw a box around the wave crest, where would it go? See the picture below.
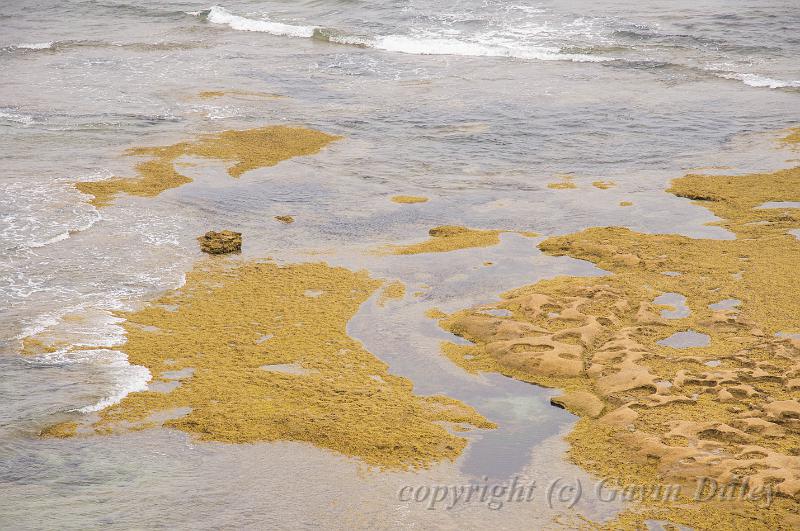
[371,34,610,62]
[203,5,316,38]
[194,5,612,63]
[17,42,54,50]
[720,72,800,89]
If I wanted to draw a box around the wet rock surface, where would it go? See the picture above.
[197,230,242,254]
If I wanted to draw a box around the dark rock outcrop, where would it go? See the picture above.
[198,230,242,254]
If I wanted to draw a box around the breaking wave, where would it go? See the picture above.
[15,41,54,50]
[203,5,316,38]
[717,72,800,89]
[194,6,612,63]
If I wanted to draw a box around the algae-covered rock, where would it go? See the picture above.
[87,260,494,470]
[437,141,800,528]
[550,391,604,418]
[40,421,78,439]
[75,126,341,207]
[382,225,538,255]
[198,230,242,254]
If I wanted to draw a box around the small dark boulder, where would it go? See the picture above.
[198,230,242,254]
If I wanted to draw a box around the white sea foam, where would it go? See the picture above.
[716,72,800,89]
[197,6,612,63]
[16,42,54,50]
[0,179,101,252]
[27,231,70,248]
[12,304,85,340]
[29,347,150,414]
[25,210,101,249]
[21,309,151,413]
[204,5,316,38]
[0,110,35,126]
[371,34,611,62]
[76,351,151,413]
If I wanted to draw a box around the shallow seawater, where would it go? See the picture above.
[708,298,741,311]
[1,0,799,528]
[758,201,800,209]
[653,292,690,319]
[657,330,712,349]
[347,234,604,481]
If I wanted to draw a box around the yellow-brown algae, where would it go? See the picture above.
[435,158,800,527]
[598,498,800,531]
[426,308,447,320]
[75,126,341,207]
[391,195,429,204]
[378,281,405,307]
[275,215,295,224]
[20,337,57,357]
[619,201,633,207]
[592,181,616,190]
[780,127,800,148]
[548,180,577,190]
[386,225,503,255]
[197,90,226,99]
[40,421,79,439]
[197,230,242,254]
[87,260,493,469]
[383,225,537,255]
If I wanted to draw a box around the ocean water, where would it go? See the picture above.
[1,1,799,528]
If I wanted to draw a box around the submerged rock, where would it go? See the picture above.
[198,230,242,254]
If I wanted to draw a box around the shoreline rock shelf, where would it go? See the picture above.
[433,138,800,528]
